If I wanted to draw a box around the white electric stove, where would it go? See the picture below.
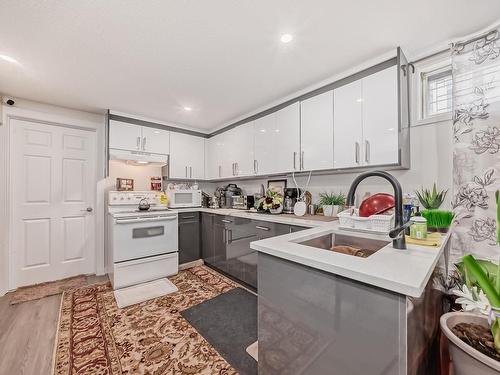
[107,191,179,289]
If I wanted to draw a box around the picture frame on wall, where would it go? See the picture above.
[116,178,134,191]
[267,179,287,195]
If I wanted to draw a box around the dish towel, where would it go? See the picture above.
[405,232,442,247]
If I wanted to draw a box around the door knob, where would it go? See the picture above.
[81,207,93,212]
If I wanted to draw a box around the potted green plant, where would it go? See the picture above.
[256,189,284,214]
[440,191,500,374]
[421,209,454,233]
[319,192,346,217]
[415,183,448,209]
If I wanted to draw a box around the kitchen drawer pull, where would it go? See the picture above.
[355,142,360,164]
[255,225,270,231]
[365,140,370,163]
[142,137,147,150]
[181,215,196,219]
[221,219,232,223]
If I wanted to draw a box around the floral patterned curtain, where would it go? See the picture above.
[451,27,500,263]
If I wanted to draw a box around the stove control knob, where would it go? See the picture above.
[120,197,124,200]
[112,197,117,200]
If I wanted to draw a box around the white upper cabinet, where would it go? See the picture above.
[300,91,334,171]
[333,80,363,169]
[108,120,170,155]
[362,65,399,166]
[141,126,170,155]
[254,103,300,175]
[109,120,142,151]
[169,132,205,180]
[231,122,255,177]
[333,65,399,168]
[206,133,226,179]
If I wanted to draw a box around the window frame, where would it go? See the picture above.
[410,54,453,127]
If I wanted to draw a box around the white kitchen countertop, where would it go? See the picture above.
[172,206,450,298]
[173,207,330,227]
[250,222,450,298]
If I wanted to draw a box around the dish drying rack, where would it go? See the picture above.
[338,208,394,234]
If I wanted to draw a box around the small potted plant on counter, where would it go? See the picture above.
[440,191,500,374]
[319,192,346,217]
[421,209,454,233]
[415,183,447,210]
[416,183,453,232]
[256,189,284,214]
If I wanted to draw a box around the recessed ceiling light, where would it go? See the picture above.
[183,106,192,111]
[280,34,293,43]
[0,54,18,64]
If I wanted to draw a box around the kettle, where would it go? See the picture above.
[138,198,151,211]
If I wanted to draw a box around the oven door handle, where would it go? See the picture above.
[115,216,177,224]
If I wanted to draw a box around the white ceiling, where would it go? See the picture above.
[1,1,499,131]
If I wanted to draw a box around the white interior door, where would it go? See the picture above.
[10,119,96,288]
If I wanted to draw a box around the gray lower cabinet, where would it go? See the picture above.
[178,212,201,264]
[200,212,307,289]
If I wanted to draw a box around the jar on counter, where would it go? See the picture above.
[410,216,427,240]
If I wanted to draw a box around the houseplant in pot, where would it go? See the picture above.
[256,189,284,214]
[440,190,500,374]
[421,209,455,233]
[319,192,346,217]
[415,183,448,210]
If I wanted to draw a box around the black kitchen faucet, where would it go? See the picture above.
[346,170,409,250]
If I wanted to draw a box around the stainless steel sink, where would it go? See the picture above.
[298,233,389,258]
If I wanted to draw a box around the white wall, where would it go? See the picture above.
[204,120,453,209]
[108,161,163,191]
[0,97,106,295]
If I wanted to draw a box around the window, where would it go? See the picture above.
[410,55,453,126]
[421,66,452,118]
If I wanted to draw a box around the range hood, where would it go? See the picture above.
[109,148,169,166]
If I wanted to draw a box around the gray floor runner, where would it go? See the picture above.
[181,287,257,375]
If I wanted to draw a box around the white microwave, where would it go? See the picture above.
[166,189,202,208]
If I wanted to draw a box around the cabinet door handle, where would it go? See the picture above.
[293,152,297,170]
[355,142,360,164]
[136,137,141,150]
[190,166,193,178]
[221,219,232,223]
[300,151,304,170]
[365,140,370,163]
[227,229,233,244]
[182,215,196,219]
[185,166,188,178]
[142,137,147,151]
[256,225,270,231]
[236,162,239,176]
[218,165,221,178]
[254,160,258,174]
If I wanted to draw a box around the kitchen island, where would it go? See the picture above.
[250,223,450,375]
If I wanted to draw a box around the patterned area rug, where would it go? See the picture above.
[10,275,87,305]
[53,266,238,374]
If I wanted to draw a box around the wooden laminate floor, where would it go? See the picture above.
[0,275,108,375]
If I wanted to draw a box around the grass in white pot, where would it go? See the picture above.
[319,192,346,217]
